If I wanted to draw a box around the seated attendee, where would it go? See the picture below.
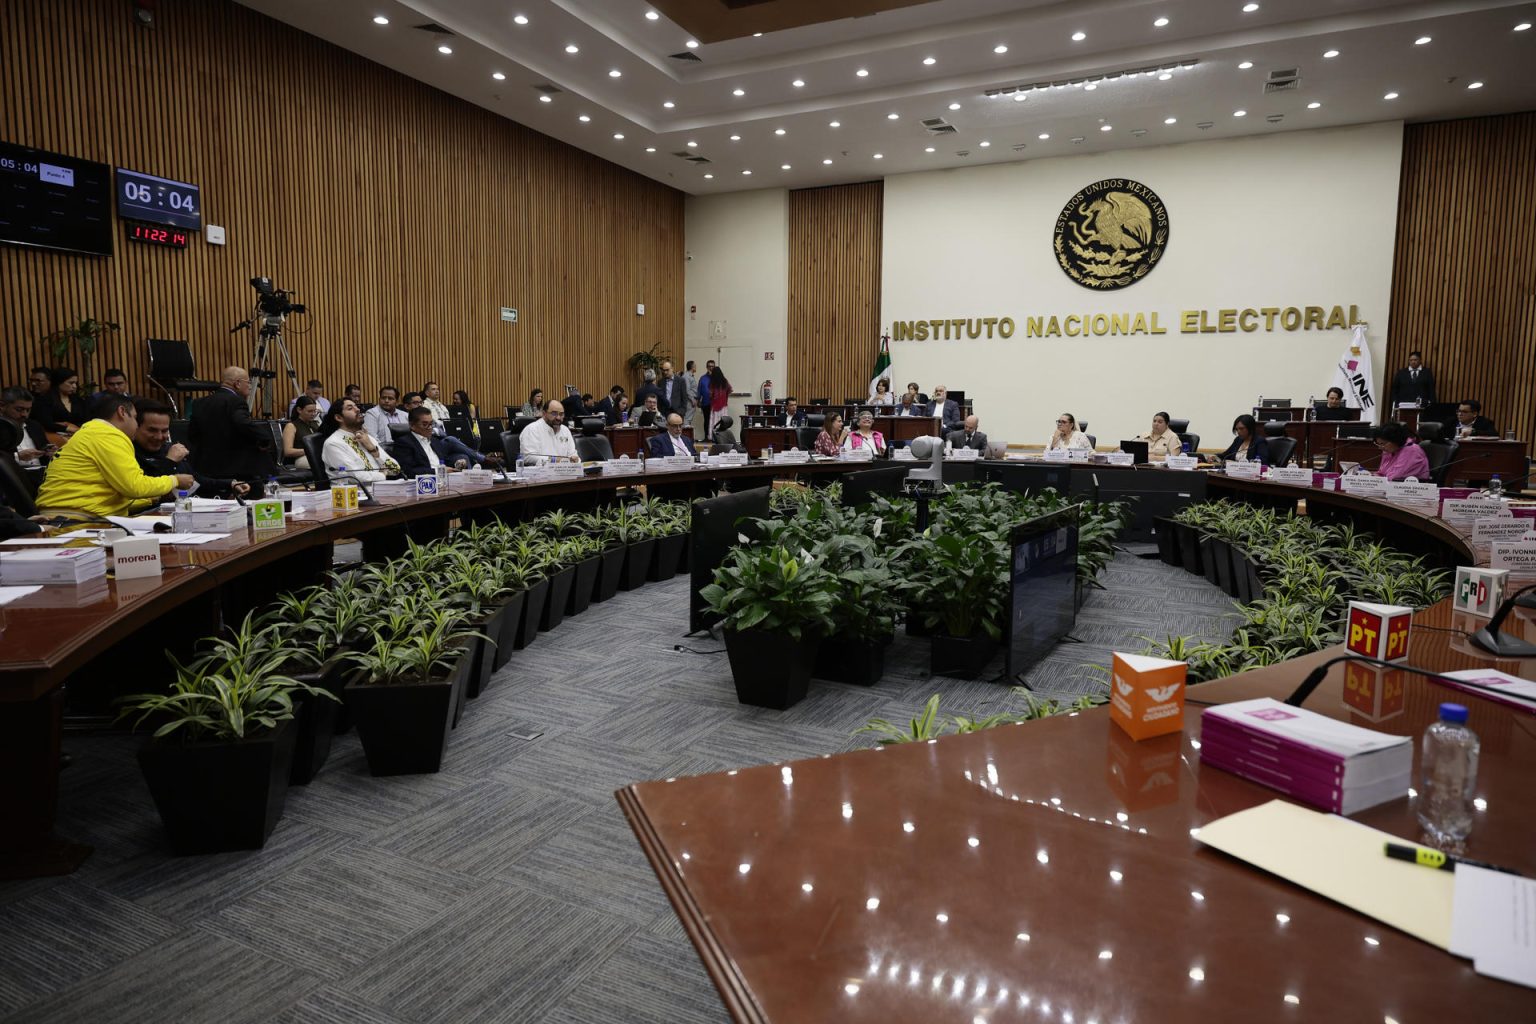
[187,366,277,486]
[928,385,962,433]
[1454,399,1497,439]
[843,411,886,455]
[947,415,987,451]
[421,381,451,436]
[518,400,578,463]
[561,388,588,419]
[2,386,51,481]
[1314,386,1354,421]
[35,395,191,516]
[1046,412,1093,451]
[1138,411,1184,459]
[363,386,407,445]
[783,398,807,426]
[282,395,322,468]
[1217,414,1271,463]
[870,378,895,407]
[0,501,51,540]
[32,367,87,436]
[520,388,546,419]
[343,383,363,407]
[897,392,921,416]
[287,379,330,418]
[633,394,666,427]
[90,368,132,413]
[613,395,631,424]
[133,400,250,498]
[1372,421,1431,481]
[814,413,848,456]
[594,385,626,424]
[634,370,666,414]
[27,366,51,401]
[393,407,469,476]
[647,413,698,458]
[321,398,400,484]
[401,391,424,411]
[904,381,927,406]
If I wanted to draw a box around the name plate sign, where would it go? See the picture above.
[111,535,163,580]
[600,458,644,477]
[947,447,981,461]
[414,474,439,497]
[1164,455,1199,471]
[838,448,875,462]
[1224,461,1263,480]
[1066,448,1093,461]
[1474,519,1536,562]
[708,452,749,467]
[772,450,810,465]
[1442,498,1509,527]
[1384,481,1440,513]
[517,463,553,482]
[1339,474,1387,498]
[892,448,916,461]
[1267,467,1313,486]
[1042,448,1070,462]
[546,461,584,480]
[1104,451,1134,467]
[1491,541,1536,584]
[249,499,285,531]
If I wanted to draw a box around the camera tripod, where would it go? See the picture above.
[247,313,300,419]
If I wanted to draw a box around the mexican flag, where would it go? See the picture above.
[868,333,892,399]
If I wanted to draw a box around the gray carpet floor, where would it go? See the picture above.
[0,549,1238,1024]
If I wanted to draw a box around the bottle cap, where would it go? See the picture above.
[1438,702,1469,724]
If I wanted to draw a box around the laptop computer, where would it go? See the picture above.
[1313,405,1357,421]
[1118,439,1149,464]
[1259,398,1293,408]
[1336,423,1374,439]
[985,442,1008,461]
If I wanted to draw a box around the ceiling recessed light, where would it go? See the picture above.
[492,72,505,80]
[372,15,389,26]
[948,102,961,110]
[732,87,745,96]
[1101,124,1113,131]
[437,44,453,55]
[1323,49,1339,58]
[829,120,841,128]
[645,147,655,152]
[1415,36,1432,45]
[792,79,805,87]
[1517,23,1532,32]
[578,114,590,122]
[994,44,1009,54]
[730,134,741,141]
[703,173,713,179]
[1083,84,1097,92]
[1242,2,1259,10]
[539,95,552,103]
[774,128,786,135]
[979,140,990,147]
[922,57,936,66]
[513,14,528,26]
[1468,81,1484,89]
[609,69,622,78]
[742,170,752,175]
[924,146,936,153]
[856,68,869,77]
[686,140,697,147]
[645,10,659,20]
[1038,132,1050,140]
[1307,101,1321,109]
[822,158,833,164]
[873,153,883,159]
[1164,116,1178,124]
[1233,109,1246,117]
[753,32,762,37]
[1154,16,1169,27]
[1383,91,1398,100]
[1238,60,1254,69]
[662,101,674,109]
[612,133,624,140]
[1071,31,1087,41]
[685,39,699,48]
[1159,73,1172,80]
[781,163,791,170]
[887,113,899,120]
[565,44,579,53]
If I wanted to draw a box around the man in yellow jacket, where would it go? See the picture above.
[35,394,193,517]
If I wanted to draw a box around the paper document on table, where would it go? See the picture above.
[0,585,43,605]
[157,533,228,545]
[106,516,171,533]
[0,537,69,547]
[1450,866,1536,988]
[1195,799,1453,948]
[1436,668,1536,715]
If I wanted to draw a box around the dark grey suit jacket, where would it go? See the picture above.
[946,429,988,451]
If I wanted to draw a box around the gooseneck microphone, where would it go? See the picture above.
[1470,582,1536,657]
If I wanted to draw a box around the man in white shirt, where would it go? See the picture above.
[321,398,399,484]
[421,381,451,437]
[646,413,697,458]
[517,400,579,463]
[363,386,407,445]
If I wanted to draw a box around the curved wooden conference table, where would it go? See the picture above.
[616,469,1536,1023]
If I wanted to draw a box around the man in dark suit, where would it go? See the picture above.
[2,386,52,484]
[927,384,963,434]
[634,369,666,414]
[1388,350,1436,409]
[133,400,249,498]
[782,398,808,426]
[658,360,691,422]
[646,413,697,458]
[593,385,626,425]
[1454,399,1498,439]
[393,406,471,476]
[946,415,988,451]
[186,366,276,486]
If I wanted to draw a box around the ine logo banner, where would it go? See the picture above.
[1053,178,1170,291]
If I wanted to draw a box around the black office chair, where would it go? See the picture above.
[575,434,613,462]
[1179,432,1200,453]
[145,339,220,416]
[477,418,504,454]
[1425,440,1457,486]
[446,419,476,448]
[387,422,411,441]
[806,413,826,428]
[711,416,742,452]
[1085,434,1097,448]
[797,426,820,450]
[168,418,191,446]
[513,415,538,434]
[504,405,521,424]
[1267,436,1297,466]
[301,434,330,488]
[1416,420,1444,443]
[1078,420,1089,434]
[808,397,830,407]
[501,430,521,465]
[1168,418,1190,435]
[1263,420,1290,438]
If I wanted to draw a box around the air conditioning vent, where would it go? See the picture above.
[413,22,453,34]
[1011,143,1027,152]
[1266,113,1285,124]
[1264,78,1300,93]
[533,84,563,96]
[672,152,711,163]
[669,51,703,62]
[1268,68,1299,80]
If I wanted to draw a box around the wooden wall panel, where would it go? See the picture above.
[1388,112,1536,443]
[0,0,683,416]
[787,182,883,403]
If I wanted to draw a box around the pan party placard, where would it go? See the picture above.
[1054,179,1169,290]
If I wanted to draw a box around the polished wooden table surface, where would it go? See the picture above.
[618,594,1536,1022]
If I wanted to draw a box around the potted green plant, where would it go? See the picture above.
[701,544,837,709]
[344,603,482,775]
[904,529,1009,679]
[42,316,118,391]
[809,534,904,686]
[119,649,334,853]
[611,505,658,591]
[437,548,511,699]
[506,532,552,649]
[578,510,628,604]
[645,499,690,582]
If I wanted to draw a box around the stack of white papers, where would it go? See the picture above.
[0,585,42,605]
[1451,867,1536,989]
[0,546,108,585]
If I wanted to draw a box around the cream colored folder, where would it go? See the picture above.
[1195,799,1453,948]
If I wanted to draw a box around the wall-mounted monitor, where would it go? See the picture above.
[115,167,201,231]
[0,142,113,257]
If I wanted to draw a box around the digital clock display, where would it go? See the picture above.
[115,167,201,230]
[126,221,189,248]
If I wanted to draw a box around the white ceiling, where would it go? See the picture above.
[236,0,1536,195]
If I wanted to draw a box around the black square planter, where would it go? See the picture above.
[724,628,819,709]
[620,539,658,591]
[492,591,526,671]
[649,533,686,582]
[567,556,601,616]
[540,566,577,631]
[1175,522,1203,576]
[514,578,551,649]
[1199,536,1224,589]
[346,665,461,776]
[930,632,999,680]
[288,655,349,785]
[594,546,625,603]
[1153,517,1181,567]
[465,604,508,699]
[813,634,890,687]
[137,720,298,854]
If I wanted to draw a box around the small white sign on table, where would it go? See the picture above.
[546,461,584,480]
[1042,448,1071,463]
[517,463,553,482]
[708,452,749,468]
[1224,461,1264,480]
[1267,466,1314,486]
[649,455,697,473]
[892,447,916,461]
[601,457,645,477]
[112,535,163,580]
[838,448,875,462]
[947,447,981,461]
[1164,455,1199,471]
[1339,474,1388,498]
[1491,540,1536,585]
[1066,448,1094,462]
[1103,451,1135,467]
[772,450,810,465]
[1442,498,1510,527]
[1473,518,1535,561]
[1384,480,1440,513]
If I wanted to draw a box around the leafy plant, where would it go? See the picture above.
[118,650,334,743]
[626,341,669,376]
[857,690,1104,746]
[901,530,1010,641]
[43,317,119,390]
[700,544,839,640]
[348,604,484,685]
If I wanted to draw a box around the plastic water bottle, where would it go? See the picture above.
[176,489,191,512]
[514,455,525,478]
[264,476,279,498]
[1182,441,1192,455]
[1416,703,1479,844]
[1484,475,1504,500]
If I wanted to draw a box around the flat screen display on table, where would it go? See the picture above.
[115,167,201,230]
[0,142,113,256]
[1006,505,1080,681]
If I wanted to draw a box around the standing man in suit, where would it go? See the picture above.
[928,385,963,434]
[658,360,691,422]
[133,400,249,498]
[187,366,277,486]
[646,413,697,458]
[946,415,987,451]
[593,385,626,425]
[1388,350,1436,409]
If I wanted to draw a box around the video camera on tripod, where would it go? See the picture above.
[230,276,312,418]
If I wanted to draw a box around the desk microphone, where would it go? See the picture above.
[1282,652,1516,706]
[1470,582,1536,657]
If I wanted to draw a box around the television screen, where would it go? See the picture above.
[0,142,113,256]
[689,486,772,633]
[1006,505,1081,681]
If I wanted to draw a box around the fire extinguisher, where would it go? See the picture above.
[760,380,773,403]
